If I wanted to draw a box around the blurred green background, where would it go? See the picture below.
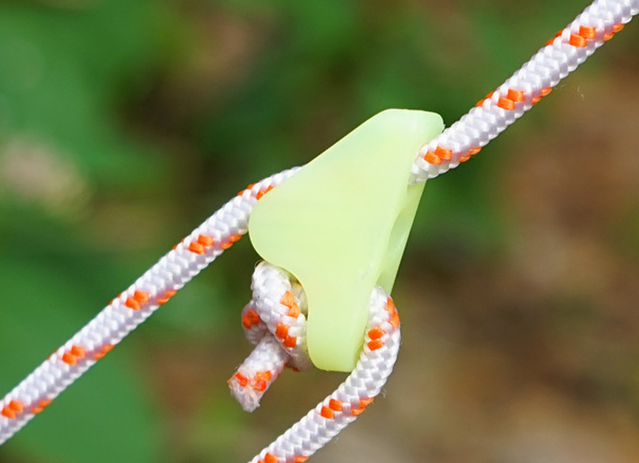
[0,0,638,462]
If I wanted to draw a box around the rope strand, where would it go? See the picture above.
[410,0,639,183]
[0,168,299,445]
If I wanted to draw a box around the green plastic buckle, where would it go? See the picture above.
[248,109,443,372]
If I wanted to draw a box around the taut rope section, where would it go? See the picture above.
[0,168,299,445]
[410,0,639,182]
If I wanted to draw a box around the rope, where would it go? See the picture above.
[229,262,312,413]
[0,0,637,460]
[230,262,400,463]
[410,0,639,183]
[0,168,299,444]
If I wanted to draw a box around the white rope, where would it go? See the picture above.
[231,262,400,463]
[0,0,637,460]
[229,262,312,412]
[0,168,299,444]
[410,0,639,183]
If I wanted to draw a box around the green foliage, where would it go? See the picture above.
[0,0,176,188]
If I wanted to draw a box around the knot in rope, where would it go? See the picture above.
[228,262,312,412]
[227,261,402,463]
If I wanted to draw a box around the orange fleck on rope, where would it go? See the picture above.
[254,371,273,392]
[368,327,385,340]
[507,89,525,102]
[497,97,516,110]
[390,312,400,330]
[320,406,334,419]
[351,398,374,416]
[423,151,442,165]
[188,242,205,255]
[157,290,177,305]
[579,25,597,38]
[533,87,553,105]
[461,146,482,163]
[242,309,261,329]
[385,298,396,314]
[281,291,301,317]
[569,33,588,47]
[1,408,16,420]
[476,91,494,107]
[61,353,78,366]
[435,146,453,161]
[1,401,23,419]
[256,185,275,200]
[133,291,149,303]
[367,339,384,351]
[604,23,625,41]
[31,399,52,415]
[197,235,214,247]
[70,345,86,357]
[234,373,249,388]
[385,298,400,329]
[124,297,141,310]
[94,344,114,360]
[328,399,343,411]
[287,304,300,318]
[220,234,242,251]
[255,371,273,382]
[238,183,256,196]
[275,322,289,340]
[62,345,87,366]
[360,398,375,408]
[280,291,296,309]
[283,335,297,349]
[221,238,238,250]
[546,30,563,46]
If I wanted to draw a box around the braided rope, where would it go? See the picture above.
[410,0,639,183]
[229,262,312,412]
[0,168,299,444]
[0,0,636,460]
[229,263,400,463]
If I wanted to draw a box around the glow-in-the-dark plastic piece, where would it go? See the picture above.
[248,109,443,371]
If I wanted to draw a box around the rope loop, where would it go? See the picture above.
[229,262,311,412]
[229,262,402,463]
